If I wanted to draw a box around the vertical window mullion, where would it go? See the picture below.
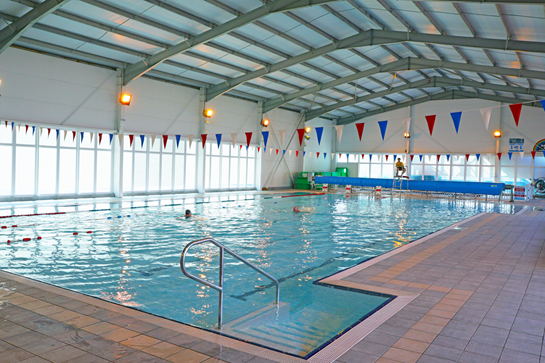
[34,130,39,197]
[75,131,80,195]
[11,126,16,196]
[93,135,98,194]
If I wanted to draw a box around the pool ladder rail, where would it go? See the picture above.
[180,237,280,329]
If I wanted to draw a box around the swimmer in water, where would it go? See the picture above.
[293,206,300,213]
[184,209,192,218]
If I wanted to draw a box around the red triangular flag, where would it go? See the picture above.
[316,152,320,158]
[296,151,299,157]
[437,155,440,162]
[257,147,260,153]
[163,135,168,148]
[339,154,342,158]
[509,103,522,126]
[98,133,103,144]
[245,132,252,148]
[129,135,134,147]
[25,125,29,134]
[72,131,76,141]
[465,154,470,161]
[356,123,365,141]
[410,155,414,161]
[385,155,389,161]
[425,115,436,136]
[201,134,207,148]
[361,154,364,159]
[531,151,536,159]
[47,128,51,136]
[297,129,305,146]
[240,145,243,150]
[497,153,502,160]
[276,149,279,155]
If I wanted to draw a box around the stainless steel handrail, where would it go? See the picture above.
[180,237,280,328]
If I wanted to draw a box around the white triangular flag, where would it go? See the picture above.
[151,135,156,147]
[90,133,94,142]
[231,133,237,147]
[188,135,193,148]
[18,124,20,132]
[64,130,67,141]
[487,153,492,162]
[270,148,273,154]
[331,153,335,160]
[39,127,43,136]
[118,134,123,145]
[309,151,312,158]
[480,108,492,130]
[519,152,524,160]
[279,130,286,147]
[402,118,411,133]
[335,125,344,143]
[289,150,292,156]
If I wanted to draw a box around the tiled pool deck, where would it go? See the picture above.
[0,196,544,363]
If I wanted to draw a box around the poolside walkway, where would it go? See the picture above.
[0,198,544,363]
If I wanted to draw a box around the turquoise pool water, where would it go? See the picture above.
[0,195,519,357]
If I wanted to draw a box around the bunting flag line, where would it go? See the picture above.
[118,134,123,145]
[48,128,51,137]
[476,154,480,161]
[297,129,305,146]
[163,135,169,149]
[385,155,389,161]
[451,112,462,134]
[245,132,252,148]
[437,155,440,162]
[257,147,260,153]
[465,154,470,161]
[315,127,324,145]
[447,155,451,162]
[309,152,312,158]
[480,108,492,130]
[216,134,222,148]
[419,155,423,162]
[140,135,145,148]
[508,152,512,160]
[425,115,436,136]
[25,125,28,134]
[335,125,344,143]
[331,153,335,160]
[151,135,156,147]
[176,135,181,148]
[32,126,35,135]
[410,155,414,162]
[497,153,502,160]
[262,131,269,148]
[188,135,193,148]
[231,133,237,147]
[270,148,273,154]
[378,121,388,140]
[279,130,285,147]
[356,123,365,141]
[346,154,349,161]
[129,135,134,147]
[80,132,84,143]
[361,154,365,160]
[201,134,207,148]
[509,103,522,126]
[369,154,372,161]
[72,131,76,141]
[56,130,59,139]
[240,145,243,150]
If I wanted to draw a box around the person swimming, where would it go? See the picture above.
[293,206,300,213]
[184,209,192,218]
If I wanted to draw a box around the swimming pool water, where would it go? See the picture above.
[0,195,520,357]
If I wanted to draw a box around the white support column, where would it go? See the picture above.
[406,105,415,178]
[495,102,503,183]
[195,88,207,194]
[255,101,263,191]
[331,119,337,173]
[112,68,125,197]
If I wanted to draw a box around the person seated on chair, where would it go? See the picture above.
[395,158,406,177]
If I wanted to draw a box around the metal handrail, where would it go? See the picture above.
[180,237,280,329]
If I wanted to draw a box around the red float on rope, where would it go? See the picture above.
[7,240,10,244]
[1,226,6,229]
[12,225,17,228]
[37,237,42,240]
[87,231,92,234]
[23,238,31,242]
[73,232,78,235]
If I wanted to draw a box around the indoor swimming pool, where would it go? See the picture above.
[0,195,522,357]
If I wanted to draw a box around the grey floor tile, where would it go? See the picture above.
[499,349,540,363]
[337,349,380,363]
[216,348,257,363]
[424,344,463,361]
[459,351,498,363]
[465,340,503,359]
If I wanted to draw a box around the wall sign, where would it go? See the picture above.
[509,138,524,152]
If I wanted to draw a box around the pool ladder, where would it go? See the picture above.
[180,237,280,329]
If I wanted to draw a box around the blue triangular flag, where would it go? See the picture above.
[543,151,545,157]
[447,155,451,161]
[80,132,84,142]
[419,155,423,162]
[56,129,59,139]
[264,147,266,153]
[346,154,349,161]
[324,153,327,159]
[476,154,480,161]
[109,134,113,145]
[540,100,545,111]
[140,135,145,147]
[315,127,324,145]
[393,154,397,161]
[369,154,372,161]
[303,151,306,157]
[216,134,222,148]
[283,150,286,155]
[11,122,14,130]
[378,121,388,140]
[176,135,180,148]
[262,131,269,148]
[508,152,512,160]
[451,111,462,134]
[32,126,35,135]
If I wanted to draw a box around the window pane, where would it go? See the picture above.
[149,154,160,191]
[133,153,147,191]
[240,146,247,157]
[501,156,516,166]
[481,167,495,182]
[124,135,133,151]
[247,158,255,188]
[248,146,255,157]
[466,166,479,182]
[230,158,238,188]
[517,167,532,186]
[238,157,246,189]
[211,142,220,156]
[123,152,133,192]
[337,154,348,163]
[0,146,12,195]
[150,137,160,152]
[59,149,76,194]
[518,155,532,167]
[38,148,56,195]
[97,134,111,150]
[221,157,229,189]
[222,144,230,157]
[437,165,450,181]
[482,155,495,166]
[60,131,76,147]
[383,163,394,179]
[161,154,172,191]
[534,167,545,179]
[424,165,436,181]
[175,140,185,154]
[186,155,196,190]
[174,154,185,190]
[187,140,196,154]
[500,167,515,184]
[0,128,12,144]
[39,129,56,147]
[451,166,464,181]
[210,157,220,189]
[96,151,111,193]
[16,127,35,145]
[438,155,449,164]
[467,155,478,166]
[358,164,370,178]
[80,133,94,149]
[370,164,381,178]
[163,139,173,153]
[15,147,35,195]
[205,156,210,189]
[79,150,95,194]
[411,164,422,180]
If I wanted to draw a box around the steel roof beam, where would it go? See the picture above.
[306,76,545,120]
[336,90,542,125]
[0,0,72,54]
[205,29,545,101]
[122,0,347,85]
[399,1,545,4]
